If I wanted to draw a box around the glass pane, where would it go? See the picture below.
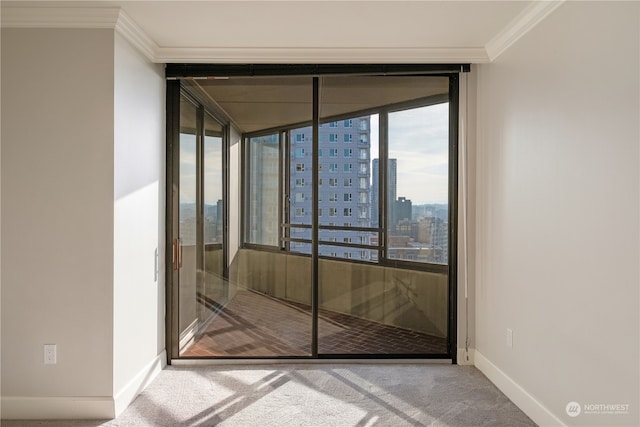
[312,111,378,262]
[318,259,448,355]
[289,126,312,231]
[289,225,311,255]
[318,229,378,262]
[201,113,225,325]
[318,75,449,355]
[388,103,449,264]
[204,114,223,245]
[175,74,452,359]
[182,76,313,357]
[178,95,199,346]
[247,133,280,246]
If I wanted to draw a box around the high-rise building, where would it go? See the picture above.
[371,159,379,228]
[203,200,223,244]
[289,117,371,260]
[394,196,412,228]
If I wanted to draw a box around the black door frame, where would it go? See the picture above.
[165,65,468,363]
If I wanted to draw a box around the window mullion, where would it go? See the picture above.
[379,111,389,263]
[280,130,288,250]
[311,77,320,357]
[196,105,205,296]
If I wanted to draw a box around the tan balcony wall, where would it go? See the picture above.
[204,247,226,304]
[231,248,447,338]
[231,248,312,305]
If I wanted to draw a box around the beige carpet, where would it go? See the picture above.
[2,364,536,427]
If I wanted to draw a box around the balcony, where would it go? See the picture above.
[179,248,448,357]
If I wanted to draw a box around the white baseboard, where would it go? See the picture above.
[2,350,167,420]
[114,349,167,417]
[474,350,565,427]
[1,396,115,420]
[457,347,475,365]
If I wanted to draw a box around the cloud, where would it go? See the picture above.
[181,134,224,203]
[388,103,450,204]
[205,135,224,202]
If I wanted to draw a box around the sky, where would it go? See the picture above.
[371,102,449,205]
[179,134,223,205]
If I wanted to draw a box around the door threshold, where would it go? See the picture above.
[171,358,453,366]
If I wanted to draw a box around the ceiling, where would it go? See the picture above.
[2,1,566,63]
[120,1,528,49]
[189,75,450,133]
[2,0,566,132]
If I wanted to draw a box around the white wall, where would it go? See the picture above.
[1,27,166,419]
[113,33,165,415]
[1,29,115,416]
[474,2,639,426]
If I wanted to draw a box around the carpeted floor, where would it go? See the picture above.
[2,364,537,427]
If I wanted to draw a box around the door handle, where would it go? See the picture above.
[172,238,179,271]
[178,238,183,268]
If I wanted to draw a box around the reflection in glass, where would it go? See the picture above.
[179,76,314,357]
[178,95,198,341]
[201,113,225,330]
[247,133,280,246]
[204,113,223,245]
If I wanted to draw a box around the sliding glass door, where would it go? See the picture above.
[200,113,225,335]
[167,68,460,361]
[170,77,315,358]
[177,96,199,351]
[315,76,451,355]
[170,89,229,357]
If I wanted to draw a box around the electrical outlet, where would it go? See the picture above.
[44,344,57,364]
[506,329,513,348]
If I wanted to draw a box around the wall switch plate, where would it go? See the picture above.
[506,329,513,348]
[44,344,57,364]
[154,247,159,282]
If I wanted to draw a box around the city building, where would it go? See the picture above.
[393,196,412,229]
[289,117,372,260]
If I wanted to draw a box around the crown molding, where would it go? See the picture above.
[1,6,121,29]
[485,0,566,61]
[157,47,490,64]
[1,6,160,62]
[3,3,565,65]
[0,5,488,64]
[114,10,159,62]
